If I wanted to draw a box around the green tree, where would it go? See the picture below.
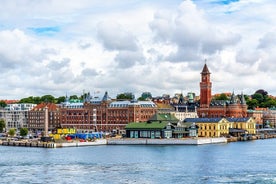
[140,92,152,100]
[19,96,35,103]
[8,128,16,137]
[70,95,78,100]
[263,98,276,108]
[0,119,5,132]
[33,96,42,104]
[246,99,258,109]
[0,100,7,108]
[41,95,55,103]
[214,93,228,100]
[252,93,264,103]
[20,128,28,137]
[56,96,66,104]
[116,93,135,100]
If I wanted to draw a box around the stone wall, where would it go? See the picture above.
[107,137,227,145]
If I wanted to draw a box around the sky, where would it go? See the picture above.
[1,0,276,100]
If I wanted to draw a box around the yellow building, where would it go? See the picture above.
[184,117,256,137]
[184,118,230,137]
[227,117,256,135]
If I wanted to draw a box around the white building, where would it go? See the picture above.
[0,103,36,131]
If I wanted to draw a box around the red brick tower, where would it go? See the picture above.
[200,63,212,108]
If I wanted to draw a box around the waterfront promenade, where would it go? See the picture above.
[0,137,227,148]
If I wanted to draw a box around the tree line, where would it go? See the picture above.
[1,89,276,110]
[214,89,276,110]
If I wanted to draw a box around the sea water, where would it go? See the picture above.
[0,139,276,184]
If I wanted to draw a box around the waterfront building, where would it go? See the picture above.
[262,107,276,128]
[184,118,230,137]
[125,121,172,138]
[125,113,198,138]
[184,117,256,137]
[0,103,36,131]
[197,63,247,118]
[59,97,91,132]
[247,107,267,128]
[84,91,158,133]
[227,117,256,135]
[28,103,60,133]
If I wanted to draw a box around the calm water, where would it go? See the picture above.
[0,139,276,184]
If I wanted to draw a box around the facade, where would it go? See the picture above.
[28,103,60,133]
[171,93,198,121]
[59,98,92,132]
[184,117,256,137]
[197,64,247,118]
[0,103,36,131]
[125,113,197,138]
[83,92,158,133]
[262,108,276,128]
[184,118,230,137]
[125,121,171,138]
[227,117,256,135]
[247,107,267,128]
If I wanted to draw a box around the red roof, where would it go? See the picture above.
[32,103,59,111]
[1,100,19,104]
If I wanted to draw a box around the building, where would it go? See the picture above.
[262,108,276,128]
[170,93,199,121]
[0,103,36,131]
[83,91,158,133]
[28,103,60,134]
[247,107,267,129]
[197,63,247,118]
[125,121,171,138]
[125,113,198,138]
[184,117,256,138]
[227,117,256,135]
[59,97,92,132]
[184,118,230,137]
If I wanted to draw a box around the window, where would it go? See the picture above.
[155,131,161,138]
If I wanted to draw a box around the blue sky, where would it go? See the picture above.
[0,0,276,99]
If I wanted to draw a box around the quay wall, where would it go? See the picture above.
[58,139,107,147]
[0,137,227,148]
[107,137,227,145]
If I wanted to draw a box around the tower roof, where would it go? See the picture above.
[201,63,211,74]
[241,92,246,105]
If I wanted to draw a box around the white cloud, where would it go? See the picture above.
[1,0,276,99]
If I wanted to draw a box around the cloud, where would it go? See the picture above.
[150,0,241,62]
[97,21,145,68]
[114,50,145,68]
[97,21,138,51]
[81,68,98,76]
[47,58,70,70]
[1,0,276,99]
[258,31,276,50]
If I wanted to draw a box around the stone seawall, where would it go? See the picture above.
[107,137,227,145]
[1,138,227,148]
[58,139,107,147]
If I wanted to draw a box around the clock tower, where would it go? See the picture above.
[200,63,212,108]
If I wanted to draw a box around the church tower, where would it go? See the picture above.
[200,63,212,108]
